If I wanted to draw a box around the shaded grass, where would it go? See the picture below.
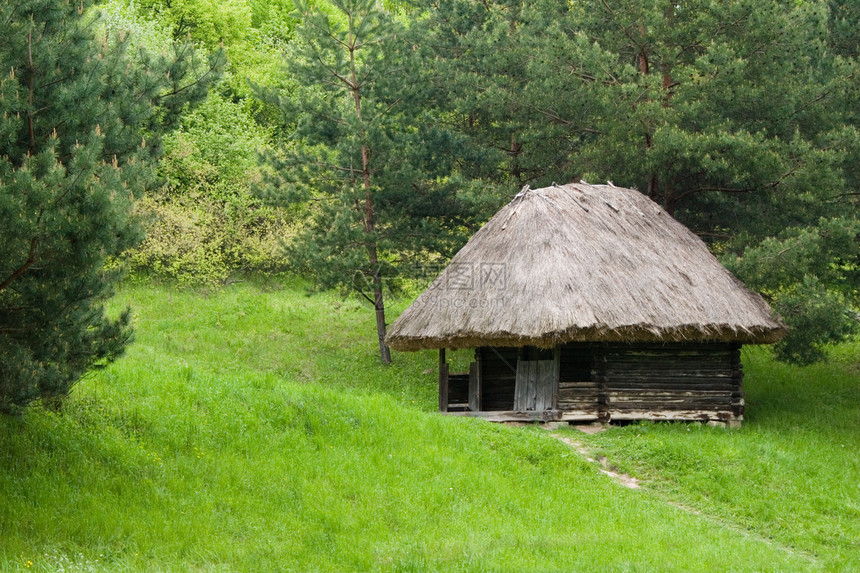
[0,279,851,571]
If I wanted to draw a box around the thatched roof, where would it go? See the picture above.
[386,182,786,351]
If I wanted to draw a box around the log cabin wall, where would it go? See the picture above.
[450,343,743,423]
[558,343,601,418]
[599,343,743,422]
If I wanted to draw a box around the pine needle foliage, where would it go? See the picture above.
[260,0,473,363]
[412,0,859,364]
[0,0,221,413]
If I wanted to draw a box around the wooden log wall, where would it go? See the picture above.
[558,345,600,418]
[454,343,743,423]
[598,343,743,422]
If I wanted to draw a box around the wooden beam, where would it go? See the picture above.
[445,410,588,423]
[552,347,560,411]
[442,409,742,425]
[468,361,481,412]
[439,348,449,413]
[609,410,737,422]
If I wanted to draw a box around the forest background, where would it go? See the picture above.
[1,0,858,410]
[120,0,857,363]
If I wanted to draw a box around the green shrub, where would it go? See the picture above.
[122,93,296,286]
[125,195,294,287]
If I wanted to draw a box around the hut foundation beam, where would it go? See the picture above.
[444,410,742,424]
[446,410,590,423]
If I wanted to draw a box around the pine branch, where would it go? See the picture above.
[532,106,601,133]
[672,164,804,204]
[313,160,365,175]
[27,30,36,154]
[357,289,377,306]
[693,231,736,240]
[155,50,226,101]
[0,236,38,293]
[710,9,753,42]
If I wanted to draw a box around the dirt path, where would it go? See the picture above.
[551,432,641,489]
[547,425,820,566]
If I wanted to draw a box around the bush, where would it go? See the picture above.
[125,195,294,287]
[122,93,296,286]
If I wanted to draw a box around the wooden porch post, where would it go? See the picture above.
[552,347,561,411]
[439,348,449,412]
[468,361,481,412]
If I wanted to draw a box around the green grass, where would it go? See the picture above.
[567,341,860,571]
[0,279,856,571]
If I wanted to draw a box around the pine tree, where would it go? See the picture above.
[0,0,220,412]
[262,0,471,363]
[416,0,859,363]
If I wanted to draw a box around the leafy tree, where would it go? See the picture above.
[261,0,472,363]
[102,0,298,285]
[128,93,293,286]
[125,0,297,107]
[0,0,220,412]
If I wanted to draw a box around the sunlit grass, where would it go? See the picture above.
[0,279,853,571]
[573,340,860,571]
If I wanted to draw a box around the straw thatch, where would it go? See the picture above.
[387,182,786,351]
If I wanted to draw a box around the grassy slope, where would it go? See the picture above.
[0,279,854,571]
[573,341,860,571]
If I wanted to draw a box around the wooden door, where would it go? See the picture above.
[514,358,556,411]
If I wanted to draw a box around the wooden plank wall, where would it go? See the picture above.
[513,360,555,411]
[460,343,743,423]
[597,343,742,422]
[468,362,481,412]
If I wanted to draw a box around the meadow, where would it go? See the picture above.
[0,279,857,571]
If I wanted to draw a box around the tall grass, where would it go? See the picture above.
[0,279,853,571]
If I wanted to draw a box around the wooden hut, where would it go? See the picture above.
[386,182,786,425]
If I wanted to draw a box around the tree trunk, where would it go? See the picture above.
[350,35,391,364]
[372,268,392,364]
[364,171,391,365]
